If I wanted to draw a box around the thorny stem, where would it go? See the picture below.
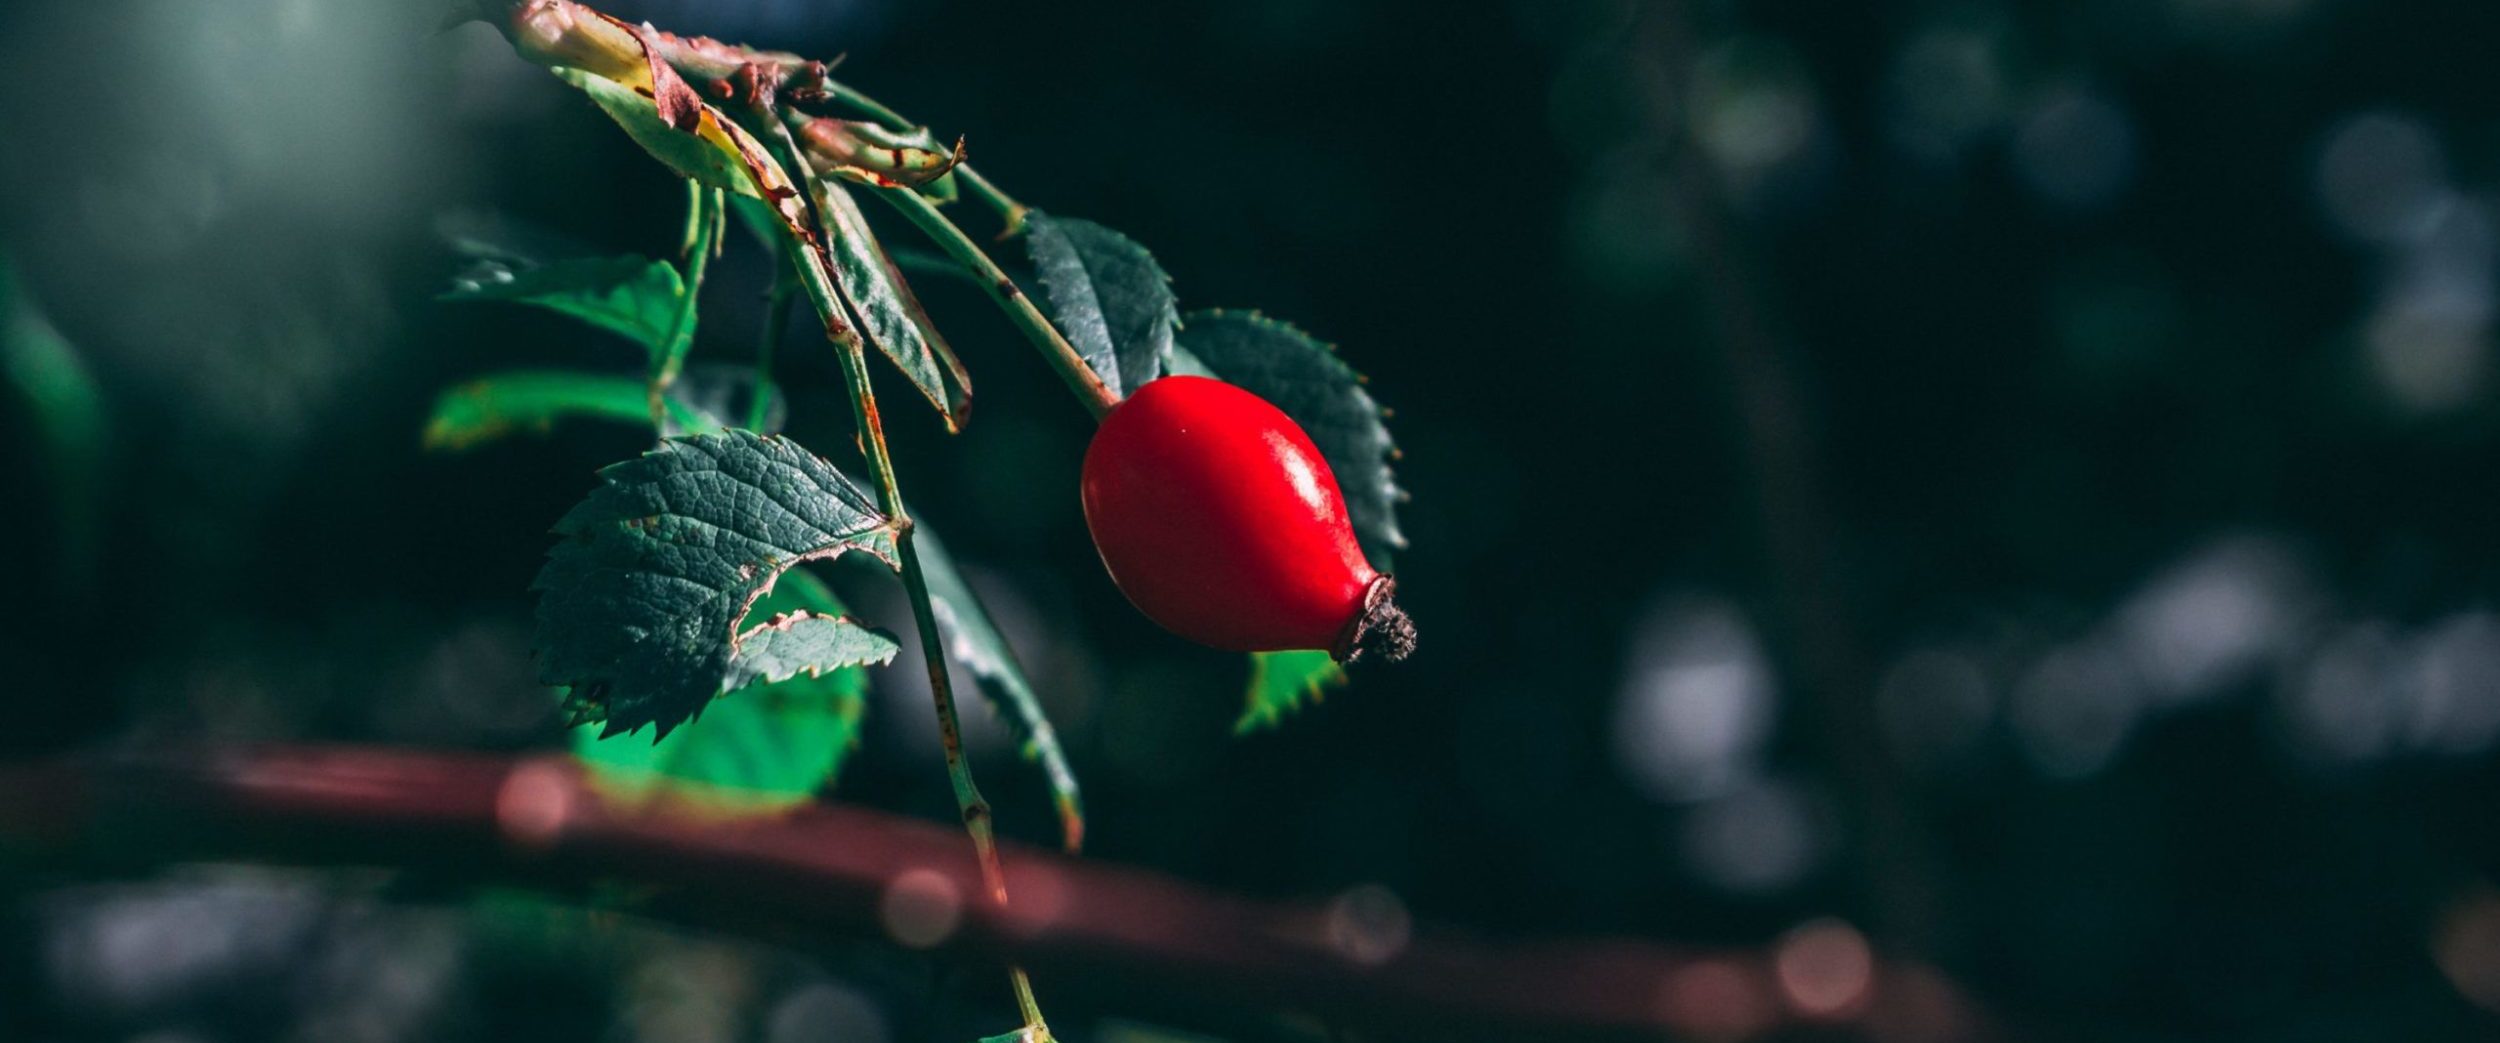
[652,183,721,426]
[877,187,1117,418]
[772,109,1053,1037]
[827,312,1051,1037]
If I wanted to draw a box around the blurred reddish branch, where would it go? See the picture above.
[0,746,1986,1040]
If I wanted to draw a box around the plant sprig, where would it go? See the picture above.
[436,5,1412,1038]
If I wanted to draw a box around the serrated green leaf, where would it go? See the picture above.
[724,610,897,692]
[729,162,973,432]
[813,176,973,428]
[573,569,886,807]
[534,431,901,738]
[423,370,710,451]
[1236,650,1346,733]
[1171,311,1407,570]
[1025,212,1176,399]
[912,523,1084,849]
[443,255,685,364]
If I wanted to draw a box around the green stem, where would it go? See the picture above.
[652,183,721,426]
[821,81,1030,234]
[676,176,708,256]
[877,187,1116,419]
[751,255,793,431]
[827,315,1051,1037]
[955,166,1030,235]
[780,119,1052,1034]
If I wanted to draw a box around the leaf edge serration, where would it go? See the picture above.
[531,430,901,740]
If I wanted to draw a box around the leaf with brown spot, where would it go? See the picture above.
[811,177,973,429]
[554,67,767,195]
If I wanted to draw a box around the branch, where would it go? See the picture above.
[0,745,1991,1041]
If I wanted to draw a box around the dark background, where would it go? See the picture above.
[5,0,2500,1039]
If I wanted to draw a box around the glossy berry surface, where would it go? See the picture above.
[1082,376,1408,660]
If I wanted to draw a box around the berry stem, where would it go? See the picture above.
[875,185,1118,419]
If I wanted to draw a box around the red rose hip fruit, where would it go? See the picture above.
[1081,376,1414,662]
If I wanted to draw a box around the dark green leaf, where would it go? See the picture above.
[732,167,974,432]
[912,523,1084,849]
[814,177,974,428]
[573,569,886,806]
[1171,310,1408,569]
[534,431,900,738]
[423,370,709,451]
[1236,650,1346,733]
[443,255,684,364]
[1025,212,1176,399]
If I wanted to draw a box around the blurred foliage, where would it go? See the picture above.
[442,252,689,367]
[3,0,2500,1041]
[0,256,105,594]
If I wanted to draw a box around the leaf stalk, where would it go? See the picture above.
[652,182,721,425]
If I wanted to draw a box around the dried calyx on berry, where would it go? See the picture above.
[1337,575,1418,664]
[1081,376,1414,664]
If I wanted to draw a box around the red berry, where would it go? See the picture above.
[1081,376,1413,662]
